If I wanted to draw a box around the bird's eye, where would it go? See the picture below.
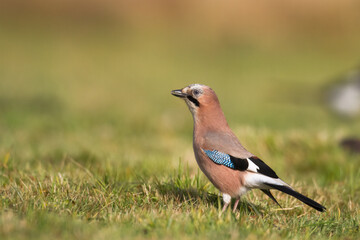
[193,89,200,96]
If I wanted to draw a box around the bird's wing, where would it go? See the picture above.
[260,189,281,207]
[202,148,279,179]
[203,131,253,159]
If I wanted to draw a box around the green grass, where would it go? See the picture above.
[1,25,360,239]
[1,135,359,240]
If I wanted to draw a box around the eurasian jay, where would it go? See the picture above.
[171,84,325,213]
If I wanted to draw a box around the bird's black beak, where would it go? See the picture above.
[171,89,187,98]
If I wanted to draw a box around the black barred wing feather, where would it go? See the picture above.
[246,156,279,179]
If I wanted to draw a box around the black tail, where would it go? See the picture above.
[260,189,281,208]
[265,183,326,212]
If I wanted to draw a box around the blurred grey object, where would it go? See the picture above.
[340,137,360,154]
[327,69,360,117]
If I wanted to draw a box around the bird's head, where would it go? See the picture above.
[171,84,220,116]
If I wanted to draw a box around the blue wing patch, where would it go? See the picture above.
[203,149,279,178]
[203,149,235,169]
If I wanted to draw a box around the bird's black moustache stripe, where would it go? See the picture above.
[187,96,200,107]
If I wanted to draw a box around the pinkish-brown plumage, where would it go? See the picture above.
[171,84,326,213]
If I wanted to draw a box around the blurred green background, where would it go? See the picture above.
[1,0,360,162]
[1,1,360,239]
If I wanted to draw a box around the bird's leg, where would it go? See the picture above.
[221,193,231,213]
[221,202,230,213]
[232,199,240,213]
